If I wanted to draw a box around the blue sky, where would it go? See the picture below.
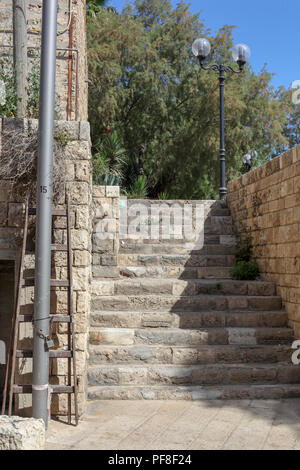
[108,0,300,90]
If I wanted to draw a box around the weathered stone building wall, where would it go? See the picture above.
[0,117,92,416]
[227,145,300,337]
[0,0,88,121]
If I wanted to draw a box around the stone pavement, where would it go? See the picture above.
[46,399,300,450]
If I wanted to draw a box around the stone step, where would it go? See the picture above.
[87,362,300,387]
[118,254,235,268]
[118,266,232,279]
[89,326,293,346]
[122,225,234,237]
[123,215,233,225]
[119,243,236,255]
[88,344,292,365]
[118,234,236,246]
[87,383,300,400]
[90,310,288,329]
[210,209,231,216]
[121,231,237,246]
[93,279,276,297]
[124,199,229,212]
[91,294,282,313]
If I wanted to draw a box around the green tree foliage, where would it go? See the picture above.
[274,86,300,153]
[0,56,40,119]
[87,0,289,198]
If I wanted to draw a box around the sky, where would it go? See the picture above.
[107,0,300,90]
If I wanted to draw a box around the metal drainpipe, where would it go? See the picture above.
[13,0,28,117]
[67,13,74,120]
[33,0,58,428]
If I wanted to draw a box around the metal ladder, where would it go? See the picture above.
[1,194,79,425]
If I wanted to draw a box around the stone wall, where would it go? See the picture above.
[0,0,88,121]
[227,145,300,337]
[92,185,120,280]
[0,117,92,416]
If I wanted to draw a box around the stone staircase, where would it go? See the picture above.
[88,200,300,400]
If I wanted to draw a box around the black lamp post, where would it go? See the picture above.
[192,38,251,200]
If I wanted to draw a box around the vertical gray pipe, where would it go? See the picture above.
[13,0,28,117]
[33,0,58,427]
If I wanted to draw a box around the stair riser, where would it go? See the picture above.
[88,364,300,387]
[129,234,236,245]
[89,345,292,365]
[118,254,235,267]
[88,384,300,401]
[89,327,293,346]
[106,280,276,297]
[90,311,288,329]
[118,266,232,279]
[91,296,282,313]
[125,215,233,225]
[122,222,234,236]
[119,244,236,255]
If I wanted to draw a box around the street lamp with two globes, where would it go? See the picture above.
[192,38,251,200]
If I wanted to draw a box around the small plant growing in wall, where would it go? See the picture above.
[54,131,69,149]
[229,229,260,281]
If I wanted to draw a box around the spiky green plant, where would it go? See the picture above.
[157,191,169,200]
[126,175,148,199]
[93,131,127,185]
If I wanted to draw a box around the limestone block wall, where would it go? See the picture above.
[0,117,92,416]
[227,145,300,337]
[0,0,88,120]
[92,186,120,280]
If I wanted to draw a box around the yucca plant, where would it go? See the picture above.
[92,131,127,185]
[157,191,169,200]
[126,175,148,199]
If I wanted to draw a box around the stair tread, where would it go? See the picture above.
[88,361,294,369]
[89,343,291,349]
[87,383,300,400]
[94,294,281,299]
[89,326,293,331]
[91,309,286,314]
[88,383,299,390]
[112,278,275,284]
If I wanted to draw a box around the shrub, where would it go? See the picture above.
[229,260,260,281]
[235,232,253,262]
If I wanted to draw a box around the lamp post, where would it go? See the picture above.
[192,39,251,200]
[243,149,257,172]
